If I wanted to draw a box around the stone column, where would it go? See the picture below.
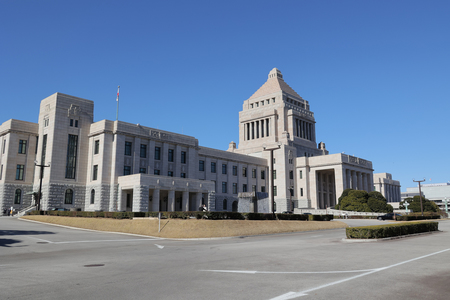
[195,192,202,211]
[168,190,175,212]
[152,189,160,212]
[351,171,357,189]
[357,172,362,190]
[182,191,189,211]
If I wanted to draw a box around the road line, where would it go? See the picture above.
[51,238,161,244]
[203,269,377,274]
[270,248,450,299]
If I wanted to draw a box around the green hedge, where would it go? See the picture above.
[396,213,441,221]
[346,221,439,239]
[27,210,333,221]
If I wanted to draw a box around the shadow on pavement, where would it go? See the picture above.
[0,230,55,236]
[0,238,23,247]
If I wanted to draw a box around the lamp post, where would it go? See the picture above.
[413,178,426,217]
[35,161,50,211]
[263,144,280,215]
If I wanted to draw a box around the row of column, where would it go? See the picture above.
[244,118,270,141]
[316,171,336,209]
[344,169,372,192]
[382,184,401,202]
[126,187,206,212]
[295,119,313,141]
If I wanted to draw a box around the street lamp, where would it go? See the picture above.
[35,161,50,211]
[413,178,426,217]
[263,144,280,215]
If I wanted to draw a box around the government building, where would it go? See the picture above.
[0,68,400,215]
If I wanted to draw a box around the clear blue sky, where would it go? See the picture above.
[1,0,449,192]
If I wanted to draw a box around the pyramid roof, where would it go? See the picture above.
[248,68,303,100]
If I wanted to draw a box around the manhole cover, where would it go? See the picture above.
[84,264,105,267]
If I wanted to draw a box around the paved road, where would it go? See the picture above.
[1,217,449,300]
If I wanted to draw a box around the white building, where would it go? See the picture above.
[402,183,450,211]
[0,68,398,215]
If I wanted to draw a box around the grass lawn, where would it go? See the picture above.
[21,215,348,239]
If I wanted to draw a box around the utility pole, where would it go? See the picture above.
[413,178,426,217]
[263,144,280,216]
[35,161,50,211]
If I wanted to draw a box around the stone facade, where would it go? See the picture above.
[0,69,399,214]
[373,173,401,202]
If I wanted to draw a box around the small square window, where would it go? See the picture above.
[154,169,160,175]
[124,166,131,175]
[139,168,146,174]
[181,173,186,178]
[168,171,173,177]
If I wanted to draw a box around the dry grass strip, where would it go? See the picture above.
[21,215,347,239]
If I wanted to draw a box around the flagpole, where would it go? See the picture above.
[116,85,120,121]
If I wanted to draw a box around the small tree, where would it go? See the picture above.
[400,196,440,213]
[337,189,392,213]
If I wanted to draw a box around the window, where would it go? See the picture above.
[2,140,6,154]
[70,119,73,126]
[0,165,2,180]
[252,185,256,192]
[199,160,205,171]
[140,144,147,158]
[300,188,303,197]
[289,170,294,180]
[222,164,227,174]
[181,151,186,164]
[252,169,256,178]
[273,186,277,196]
[233,183,237,194]
[232,166,237,176]
[139,167,146,174]
[242,184,247,192]
[18,140,27,154]
[261,170,265,180]
[94,140,99,154]
[222,182,227,193]
[16,165,24,180]
[65,135,78,179]
[168,149,174,162]
[14,189,21,204]
[64,189,73,204]
[154,169,160,175]
[125,142,132,156]
[181,173,186,178]
[273,170,276,179]
[44,118,49,127]
[242,167,247,177]
[90,189,95,204]
[211,162,216,173]
[155,147,161,160]
[75,120,78,127]
[93,165,98,180]
[124,166,131,175]
[168,171,173,177]
[300,170,303,179]
[35,136,38,154]
[41,134,47,164]
[261,186,266,193]
[223,199,227,210]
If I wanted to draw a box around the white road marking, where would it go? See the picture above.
[155,244,164,249]
[203,269,377,274]
[270,248,450,299]
[51,238,160,244]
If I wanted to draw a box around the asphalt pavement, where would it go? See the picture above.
[1,217,449,300]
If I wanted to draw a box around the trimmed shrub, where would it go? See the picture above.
[346,221,438,239]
